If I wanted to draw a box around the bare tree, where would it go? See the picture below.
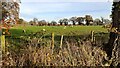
[103,19,112,25]
[93,18,103,25]
[69,17,77,25]
[51,21,57,26]
[76,17,84,25]
[58,19,63,25]
[38,20,47,26]
[101,17,104,24]
[85,15,93,26]
[62,18,69,26]
[33,18,38,25]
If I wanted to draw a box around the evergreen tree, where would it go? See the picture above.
[105,1,120,66]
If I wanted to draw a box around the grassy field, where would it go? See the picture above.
[9,25,108,36]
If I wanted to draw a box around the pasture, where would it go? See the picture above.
[6,25,109,49]
[9,25,108,36]
[3,25,110,66]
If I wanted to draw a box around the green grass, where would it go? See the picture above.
[9,25,108,37]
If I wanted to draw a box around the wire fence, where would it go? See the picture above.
[1,30,110,53]
[0,30,110,66]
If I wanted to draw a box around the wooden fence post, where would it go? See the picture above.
[1,32,5,53]
[51,32,54,54]
[91,31,94,42]
[60,35,63,49]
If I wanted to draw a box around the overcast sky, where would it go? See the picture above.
[20,0,112,22]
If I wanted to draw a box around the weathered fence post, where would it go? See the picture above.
[1,32,5,53]
[51,32,54,54]
[60,35,63,49]
[91,31,94,42]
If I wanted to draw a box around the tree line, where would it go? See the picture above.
[18,15,111,26]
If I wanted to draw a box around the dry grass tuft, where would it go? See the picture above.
[2,39,108,66]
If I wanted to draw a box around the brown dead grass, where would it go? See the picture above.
[2,40,107,66]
